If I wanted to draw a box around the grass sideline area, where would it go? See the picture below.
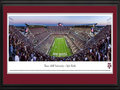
[49,38,72,57]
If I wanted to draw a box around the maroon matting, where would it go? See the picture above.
[3,6,117,84]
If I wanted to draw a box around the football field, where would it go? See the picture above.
[49,38,72,57]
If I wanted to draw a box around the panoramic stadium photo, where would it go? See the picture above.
[8,13,112,61]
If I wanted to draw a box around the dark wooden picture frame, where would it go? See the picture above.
[0,0,120,90]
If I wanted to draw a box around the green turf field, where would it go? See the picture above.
[49,38,72,57]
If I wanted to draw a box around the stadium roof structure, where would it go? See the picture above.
[74,23,97,27]
[25,23,47,28]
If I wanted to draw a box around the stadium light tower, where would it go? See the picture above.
[107,17,111,25]
[9,17,14,23]
[25,23,29,27]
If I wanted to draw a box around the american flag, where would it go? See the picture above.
[91,28,94,32]
[25,27,29,32]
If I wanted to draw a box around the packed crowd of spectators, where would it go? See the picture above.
[72,25,111,61]
[47,26,70,34]
[9,25,111,61]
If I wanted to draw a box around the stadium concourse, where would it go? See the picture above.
[9,25,111,61]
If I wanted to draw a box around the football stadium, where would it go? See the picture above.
[9,16,111,61]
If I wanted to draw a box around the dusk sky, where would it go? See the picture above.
[9,16,112,26]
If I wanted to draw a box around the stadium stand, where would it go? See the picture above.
[9,25,111,61]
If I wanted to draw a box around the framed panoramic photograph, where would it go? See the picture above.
[1,0,120,90]
[8,13,113,74]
